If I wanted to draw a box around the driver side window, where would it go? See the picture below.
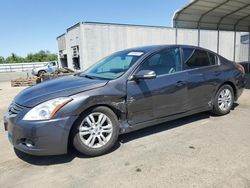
[139,48,182,76]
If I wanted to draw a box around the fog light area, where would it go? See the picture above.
[20,138,35,148]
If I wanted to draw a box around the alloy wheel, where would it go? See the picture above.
[218,88,232,111]
[78,112,113,148]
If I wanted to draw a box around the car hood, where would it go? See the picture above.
[15,75,108,107]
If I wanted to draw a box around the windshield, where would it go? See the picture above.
[79,51,144,80]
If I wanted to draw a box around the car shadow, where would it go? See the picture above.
[119,111,210,144]
[15,103,239,166]
[14,141,121,166]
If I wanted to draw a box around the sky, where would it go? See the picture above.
[0,0,189,58]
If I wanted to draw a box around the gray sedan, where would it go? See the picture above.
[4,45,245,156]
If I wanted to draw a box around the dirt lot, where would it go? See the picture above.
[0,72,31,82]
[0,81,250,188]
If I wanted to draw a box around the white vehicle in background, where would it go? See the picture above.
[32,61,58,77]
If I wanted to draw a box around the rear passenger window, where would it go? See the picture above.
[184,49,210,69]
[208,52,218,65]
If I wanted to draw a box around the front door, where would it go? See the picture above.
[127,48,188,125]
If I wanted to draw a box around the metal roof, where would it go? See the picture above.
[84,21,170,29]
[173,0,250,32]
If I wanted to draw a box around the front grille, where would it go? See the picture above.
[8,102,24,116]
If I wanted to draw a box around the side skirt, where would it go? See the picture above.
[120,106,211,134]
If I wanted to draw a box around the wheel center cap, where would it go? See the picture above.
[94,127,99,133]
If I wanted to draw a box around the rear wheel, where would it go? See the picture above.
[72,106,119,156]
[212,84,234,116]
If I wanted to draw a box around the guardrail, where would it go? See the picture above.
[0,62,48,72]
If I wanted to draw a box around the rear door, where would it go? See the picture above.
[127,47,188,125]
[182,48,220,110]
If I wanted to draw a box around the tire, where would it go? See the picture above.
[38,70,46,77]
[212,84,234,116]
[72,106,119,157]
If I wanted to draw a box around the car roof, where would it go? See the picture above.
[123,44,214,54]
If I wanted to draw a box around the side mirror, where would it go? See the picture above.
[133,70,156,80]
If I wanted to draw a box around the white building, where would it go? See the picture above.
[57,21,248,71]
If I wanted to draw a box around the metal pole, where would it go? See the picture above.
[217,30,220,54]
[198,27,200,47]
[248,61,250,74]
[248,30,250,62]
[175,26,178,44]
[233,31,236,62]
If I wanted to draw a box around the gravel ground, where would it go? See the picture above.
[0,72,33,82]
[0,81,250,188]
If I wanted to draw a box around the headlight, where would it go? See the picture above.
[23,97,72,121]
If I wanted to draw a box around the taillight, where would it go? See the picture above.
[235,63,245,74]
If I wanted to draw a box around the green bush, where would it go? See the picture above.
[0,51,57,64]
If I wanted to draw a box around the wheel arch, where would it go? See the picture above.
[67,104,123,150]
[38,69,47,76]
[218,81,237,100]
[38,69,46,73]
[80,104,123,120]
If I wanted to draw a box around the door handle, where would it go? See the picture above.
[176,81,186,87]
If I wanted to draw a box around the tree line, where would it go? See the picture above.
[0,50,57,64]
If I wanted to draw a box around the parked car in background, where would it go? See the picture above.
[4,45,245,157]
[32,61,58,77]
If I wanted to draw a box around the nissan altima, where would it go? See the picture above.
[3,45,245,156]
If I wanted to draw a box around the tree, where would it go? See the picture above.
[24,51,57,62]
[5,53,24,63]
[0,56,4,64]
[1,51,58,63]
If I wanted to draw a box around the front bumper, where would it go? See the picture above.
[4,111,77,156]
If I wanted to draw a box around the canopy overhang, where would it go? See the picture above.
[173,0,250,32]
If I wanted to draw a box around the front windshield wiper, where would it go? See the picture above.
[80,74,96,79]
[76,73,112,80]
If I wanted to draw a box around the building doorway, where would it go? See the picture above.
[73,57,81,70]
[60,55,68,68]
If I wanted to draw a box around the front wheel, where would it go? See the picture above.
[212,84,234,116]
[72,106,119,156]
